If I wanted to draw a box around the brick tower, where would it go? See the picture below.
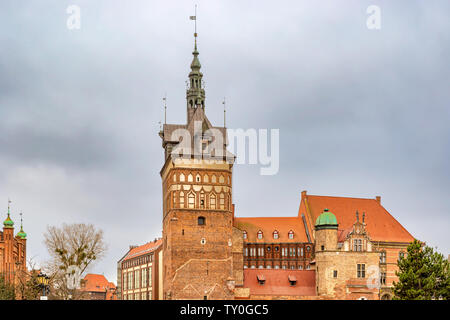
[159,31,240,300]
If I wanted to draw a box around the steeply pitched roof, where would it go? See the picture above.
[82,274,115,293]
[234,217,309,243]
[123,239,162,261]
[243,269,316,296]
[301,194,414,243]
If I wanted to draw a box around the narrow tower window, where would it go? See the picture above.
[210,193,216,209]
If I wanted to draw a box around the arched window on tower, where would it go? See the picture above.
[179,192,185,208]
[188,174,193,182]
[200,191,205,209]
[203,174,209,183]
[219,175,225,184]
[180,174,185,182]
[211,175,216,183]
[210,193,216,210]
[188,192,195,208]
[219,193,225,210]
[196,174,201,183]
[173,192,177,208]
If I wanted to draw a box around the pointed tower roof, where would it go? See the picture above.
[190,39,201,71]
[16,212,27,239]
[3,200,14,228]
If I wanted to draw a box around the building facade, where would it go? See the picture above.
[156,32,414,300]
[80,273,117,300]
[117,239,163,300]
[0,203,27,286]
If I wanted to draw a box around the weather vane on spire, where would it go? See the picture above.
[190,5,197,35]
[190,5,198,45]
[7,198,11,214]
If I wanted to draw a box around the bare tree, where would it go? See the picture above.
[15,256,41,300]
[43,223,107,300]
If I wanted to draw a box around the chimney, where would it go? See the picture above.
[301,190,307,199]
[375,196,381,204]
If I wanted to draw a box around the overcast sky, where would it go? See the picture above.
[0,0,449,283]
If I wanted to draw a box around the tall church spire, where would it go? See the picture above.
[186,8,205,123]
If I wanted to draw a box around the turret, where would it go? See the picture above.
[314,208,338,252]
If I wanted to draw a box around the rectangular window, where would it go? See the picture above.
[123,273,127,291]
[128,271,133,290]
[142,268,147,288]
[357,264,366,278]
[135,270,140,289]
[333,270,338,278]
[148,267,152,287]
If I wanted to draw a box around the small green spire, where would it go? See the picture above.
[16,212,27,239]
[3,199,14,228]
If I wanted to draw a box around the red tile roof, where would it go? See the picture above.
[243,269,316,296]
[82,274,116,293]
[301,194,414,243]
[234,217,309,243]
[123,239,162,261]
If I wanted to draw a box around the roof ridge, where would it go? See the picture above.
[306,194,378,201]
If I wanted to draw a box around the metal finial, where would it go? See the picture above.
[163,94,167,124]
[7,198,11,215]
[190,5,198,46]
[222,97,226,127]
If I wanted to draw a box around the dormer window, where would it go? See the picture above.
[273,230,279,240]
[354,239,363,252]
[243,231,247,239]
[257,231,263,240]
[288,230,294,239]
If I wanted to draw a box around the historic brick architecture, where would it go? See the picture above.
[80,273,117,300]
[0,202,27,286]
[155,30,415,300]
[117,238,163,300]
[159,31,241,300]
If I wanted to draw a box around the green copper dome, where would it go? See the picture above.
[17,226,27,239]
[315,208,338,230]
[3,213,14,228]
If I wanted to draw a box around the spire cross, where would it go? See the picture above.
[7,198,11,215]
[20,212,23,227]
